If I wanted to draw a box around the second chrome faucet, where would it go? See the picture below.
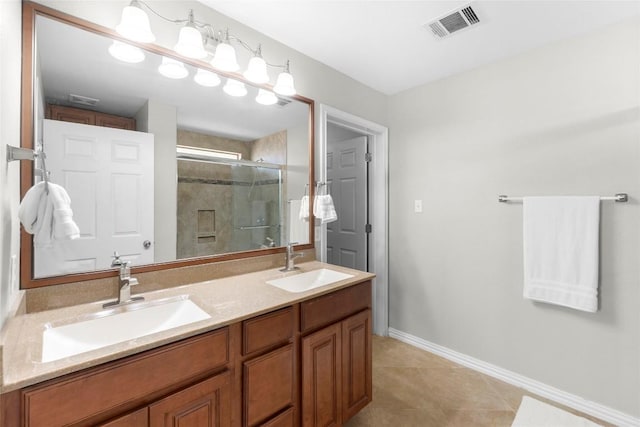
[281,242,304,272]
[103,252,144,308]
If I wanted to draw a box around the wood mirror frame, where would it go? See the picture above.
[19,1,315,289]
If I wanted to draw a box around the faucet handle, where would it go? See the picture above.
[111,251,122,267]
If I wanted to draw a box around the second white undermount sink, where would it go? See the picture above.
[266,268,354,293]
[41,295,210,363]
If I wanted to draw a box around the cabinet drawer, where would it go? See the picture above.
[243,307,294,355]
[300,281,371,334]
[261,408,295,427]
[244,344,295,426]
[23,328,229,426]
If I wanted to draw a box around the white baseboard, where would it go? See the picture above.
[387,328,639,427]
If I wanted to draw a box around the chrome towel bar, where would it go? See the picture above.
[498,193,628,203]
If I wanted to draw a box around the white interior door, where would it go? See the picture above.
[326,136,368,271]
[34,119,154,277]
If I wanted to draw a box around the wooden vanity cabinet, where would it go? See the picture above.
[240,307,297,427]
[300,282,372,427]
[3,281,372,427]
[21,328,231,427]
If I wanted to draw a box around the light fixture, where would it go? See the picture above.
[108,40,145,63]
[274,61,296,96]
[114,2,298,102]
[211,32,239,72]
[223,79,247,97]
[116,0,155,43]
[243,45,269,84]
[158,57,188,79]
[194,69,221,87]
[255,89,278,106]
[174,10,207,59]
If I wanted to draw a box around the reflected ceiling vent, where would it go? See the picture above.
[69,93,100,107]
[275,97,291,108]
[424,3,481,39]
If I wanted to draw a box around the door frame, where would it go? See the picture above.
[317,104,389,336]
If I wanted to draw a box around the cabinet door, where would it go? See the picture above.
[95,112,136,130]
[301,323,342,427]
[47,104,95,125]
[244,344,294,426]
[261,408,295,427]
[98,408,148,427]
[149,372,231,427]
[341,310,372,422]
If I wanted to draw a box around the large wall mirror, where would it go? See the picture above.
[20,2,314,288]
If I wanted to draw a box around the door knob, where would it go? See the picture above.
[143,240,151,249]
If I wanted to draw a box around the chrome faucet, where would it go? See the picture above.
[103,252,144,308]
[280,242,303,272]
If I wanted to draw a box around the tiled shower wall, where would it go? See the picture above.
[176,130,286,259]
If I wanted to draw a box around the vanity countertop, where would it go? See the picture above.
[1,261,375,393]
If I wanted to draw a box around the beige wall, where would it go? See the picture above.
[388,17,640,417]
[0,0,22,326]
[135,100,178,263]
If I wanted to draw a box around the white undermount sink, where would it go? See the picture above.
[41,296,210,363]
[266,268,354,293]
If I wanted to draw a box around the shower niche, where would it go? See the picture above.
[176,129,286,259]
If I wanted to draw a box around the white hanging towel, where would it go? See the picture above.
[18,181,80,248]
[313,194,338,224]
[299,195,310,221]
[523,196,600,312]
[289,199,309,243]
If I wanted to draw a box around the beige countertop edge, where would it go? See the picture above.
[1,261,375,393]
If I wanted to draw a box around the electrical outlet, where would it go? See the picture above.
[414,199,423,213]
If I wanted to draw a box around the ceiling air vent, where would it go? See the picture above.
[424,4,481,40]
[69,93,99,107]
[275,97,292,108]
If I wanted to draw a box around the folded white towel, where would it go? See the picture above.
[523,196,600,312]
[299,195,310,221]
[313,194,337,224]
[19,182,80,248]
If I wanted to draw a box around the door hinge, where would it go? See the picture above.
[365,224,372,233]
[365,152,372,162]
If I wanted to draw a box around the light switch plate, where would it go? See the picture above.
[414,199,423,213]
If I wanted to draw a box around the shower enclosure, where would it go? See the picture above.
[176,150,283,259]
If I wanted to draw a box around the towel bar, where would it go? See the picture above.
[498,193,628,203]
[7,144,51,194]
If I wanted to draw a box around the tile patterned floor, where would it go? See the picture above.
[345,336,614,427]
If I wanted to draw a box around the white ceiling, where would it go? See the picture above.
[201,1,640,95]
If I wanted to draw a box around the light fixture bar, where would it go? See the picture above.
[115,1,297,96]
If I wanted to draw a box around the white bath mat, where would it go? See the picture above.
[511,396,603,427]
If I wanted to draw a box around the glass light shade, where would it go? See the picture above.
[116,4,155,43]
[174,25,207,59]
[108,41,145,63]
[158,57,188,79]
[243,56,269,84]
[211,43,239,72]
[223,79,247,97]
[273,71,296,96]
[194,69,221,87]
[255,89,278,106]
